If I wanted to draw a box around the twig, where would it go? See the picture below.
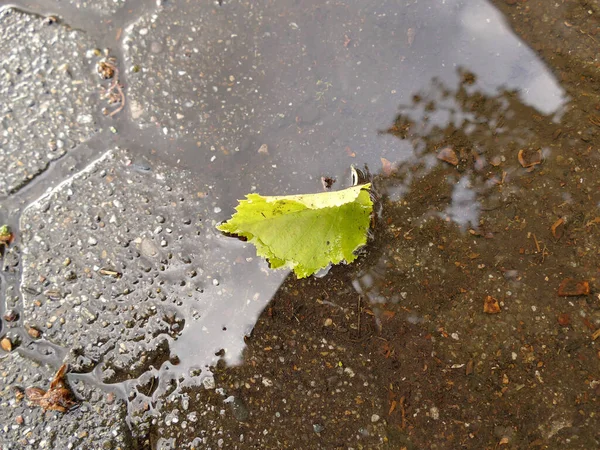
[108,84,125,117]
[99,60,125,117]
[532,233,541,253]
[400,396,407,429]
[356,295,361,338]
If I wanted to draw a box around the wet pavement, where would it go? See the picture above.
[0,0,599,448]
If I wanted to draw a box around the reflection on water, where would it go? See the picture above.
[455,1,566,115]
[117,0,568,198]
[351,55,565,305]
[444,175,480,229]
[116,0,567,397]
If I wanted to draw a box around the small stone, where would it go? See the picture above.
[87,237,98,246]
[202,376,216,390]
[557,313,570,327]
[483,296,501,314]
[27,327,41,339]
[140,238,159,258]
[371,414,380,423]
[13,387,24,401]
[3,310,19,322]
[313,423,325,433]
[258,144,269,154]
[81,307,98,324]
[15,415,24,425]
[324,318,333,327]
[430,406,440,420]
[224,396,250,422]
[64,271,77,281]
[1,337,12,352]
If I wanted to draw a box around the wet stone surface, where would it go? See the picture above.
[0,7,100,196]
[19,148,209,381]
[0,353,130,449]
[122,0,265,145]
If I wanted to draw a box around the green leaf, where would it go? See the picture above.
[217,184,373,278]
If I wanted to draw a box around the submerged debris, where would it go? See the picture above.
[517,148,542,168]
[483,295,501,314]
[436,147,458,166]
[0,225,14,257]
[557,313,570,327]
[25,364,77,413]
[0,224,13,245]
[97,60,115,79]
[97,56,125,117]
[557,279,590,297]
[550,217,565,239]
[321,176,336,190]
[380,157,397,176]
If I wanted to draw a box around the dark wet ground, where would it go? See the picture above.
[0,0,599,448]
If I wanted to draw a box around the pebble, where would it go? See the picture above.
[3,310,18,322]
[27,326,41,339]
[313,423,324,433]
[81,307,98,324]
[202,376,216,390]
[140,238,159,258]
[371,414,380,423]
[224,396,250,422]
[64,271,77,281]
[1,338,12,352]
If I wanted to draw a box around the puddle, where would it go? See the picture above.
[2,0,597,447]
[5,0,567,392]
